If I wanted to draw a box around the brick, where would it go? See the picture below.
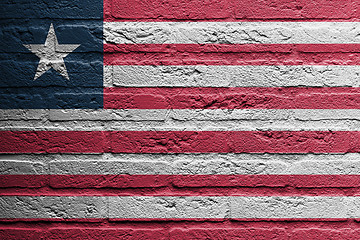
[0,110,48,120]
[230,197,351,219]
[50,160,172,175]
[0,0,102,19]
[49,175,172,188]
[0,160,46,175]
[0,229,43,240]
[234,0,359,20]
[48,228,168,240]
[291,228,354,240]
[49,109,167,121]
[108,196,229,219]
[170,228,288,240]
[0,131,106,153]
[0,196,107,219]
[109,0,231,20]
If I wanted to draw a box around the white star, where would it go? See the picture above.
[24,23,80,80]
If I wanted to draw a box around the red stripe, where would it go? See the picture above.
[109,218,353,222]
[1,131,360,153]
[2,223,359,240]
[0,228,169,240]
[0,218,352,222]
[0,228,283,240]
[2,175,360,196]
[104,87,360,109]
[104,0,360,22]
[104,44,360,65]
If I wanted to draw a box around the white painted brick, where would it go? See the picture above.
[49,109,168,121]
[0,109,48,121]
[169,109,293,121]
[50,160,173,175]
[49,109,115,121]
[290,161,360,175]
[293,109,360,120]
[230,197,352,218]
[0,161,46,175]
[108,196,229,219]
[172,160,289,175]
[0,196,107,219]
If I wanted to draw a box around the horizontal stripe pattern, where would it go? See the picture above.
[2,196,360,219]
[104,22,360,44]
[3,151,360,191]
[103,23,360,66]
[3,153,360,190]
[6,18,360,227]
[104,65,360,88]
[4,2,360,237]
[2,109,360,131]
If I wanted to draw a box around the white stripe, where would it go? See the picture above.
[104,65,360,88]
[1,196,360,219]
[49,159,360,175]
[2,153,360,175]
[104,22,360,44]
[1,109,360,131]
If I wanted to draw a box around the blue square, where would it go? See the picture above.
[0,0,103,109]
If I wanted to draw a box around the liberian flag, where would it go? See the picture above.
[1,0,360,238]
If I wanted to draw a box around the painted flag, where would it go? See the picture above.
[1,0,360,238]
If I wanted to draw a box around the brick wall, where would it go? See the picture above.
[2,0,360,239]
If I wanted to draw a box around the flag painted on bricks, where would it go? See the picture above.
[2,0,360,238]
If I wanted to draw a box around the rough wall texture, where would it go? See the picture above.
[2,0,360,239]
